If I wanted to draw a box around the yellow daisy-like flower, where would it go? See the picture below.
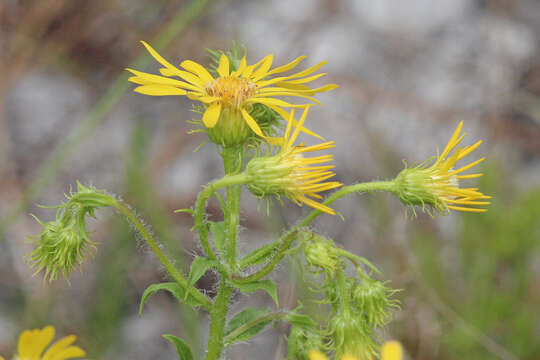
[246,106,342,214]
[0,326,86,360]
[127,41,337,143]
[394,121,490,214]
[308,341,403,360]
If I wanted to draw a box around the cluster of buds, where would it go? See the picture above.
[303,234,342,277]
[299,232,399,360]
[28,182,112,281]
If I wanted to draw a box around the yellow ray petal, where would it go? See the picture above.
[42,335,76,360]
[266,55,307,76]
[47,346,86,360]
[140,41,178,72]
[231,57,247,76]
[265,104,324,140]
[381,341,403,360]
[252,54,275,81]
[181,60,214,83]
[19,326,55,358]
[202,102,222,128]
[134,85,187,96]
[241,108,265,137]
[217,54,230,77]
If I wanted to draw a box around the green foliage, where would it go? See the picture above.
[224,308,273,345]
[163,335,194,360]
[233,279,279,308]
[139,282,206,314]
[188,257,219,286]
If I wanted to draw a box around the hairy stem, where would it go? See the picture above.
[111,199,212,310]
[205,145,244,360]
[237,181,396,279]
[194,173,248,261]
[222,145,243,268]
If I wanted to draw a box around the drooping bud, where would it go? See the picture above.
[27,182,113,281]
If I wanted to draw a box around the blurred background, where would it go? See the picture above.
[0,0,539,359]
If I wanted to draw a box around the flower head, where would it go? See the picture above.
[308,341,403,360]
[0,325,86,360]
[245,106,342,214]
[127,41,337,145]
[394,121,490,215]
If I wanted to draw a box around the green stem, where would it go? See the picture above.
[296,181,396,228]
[236,181,396,279]
[194,173,248,261]
[232,230,298,284]
[205,281,233,360]
[221,146,243,268]
[204,146,244,360]
[111,199,212,310]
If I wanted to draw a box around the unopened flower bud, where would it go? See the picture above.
[352,277,398,328]
[304,236,341,276]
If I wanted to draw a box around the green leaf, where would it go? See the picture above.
[285,313,317,328]
[234,279,279,307]
[139,282,203,315]
[163,335,193,360]
[224,308,272,345]
[188,257,218,286]
[209,221,226,256]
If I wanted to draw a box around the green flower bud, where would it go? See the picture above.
[27,182,112,281]
[328,308,378,360]
[304,236,341,276]
[28,211,94,281]
[352,277,399,328]
[207,106,252,146]
[288,325,325,360]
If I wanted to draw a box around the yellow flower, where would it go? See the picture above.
[0,326,86,360]
[127,41,337,142]
[380,341,403,360]
[246,106,342,214]
[308,341,403,360]
[394,121,490,214]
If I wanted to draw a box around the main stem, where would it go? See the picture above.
[205,145,243,360]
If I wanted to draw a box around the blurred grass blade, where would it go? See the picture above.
[0,0,211,241]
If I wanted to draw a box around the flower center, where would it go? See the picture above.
[206,76,257,108]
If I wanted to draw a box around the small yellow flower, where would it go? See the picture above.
[246,106,342,214]
[1,325,86,360]
[308,341,403,360]
[394,121,490,214]
[380,341,403,360]
[127,41,337,142]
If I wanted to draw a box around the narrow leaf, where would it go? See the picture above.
[234,279,279,307]
[285,313,317,328]
[224,308,272,345]
[188,257,218,286]
[163,335,193,360]
[139,282,203,315]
